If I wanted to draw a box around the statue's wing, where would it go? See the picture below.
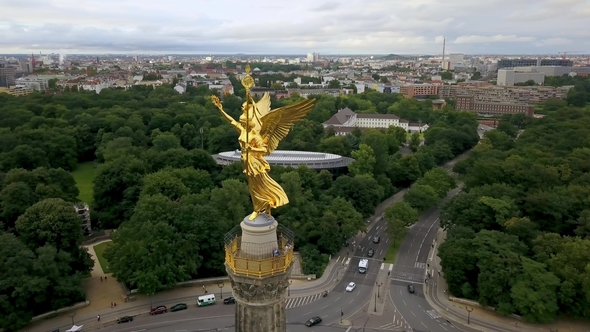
[255,92,272,118]
[260,99,316,155]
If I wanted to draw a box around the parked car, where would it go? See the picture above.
[367,248,374,257]
[346,282,356,292]
[117,316,133,324]
[373,236,380,243]
[223,296,236,304]
[150,305,167,315]
[305,316,322,327]
[408,284,415,293]
[170,303,188,312]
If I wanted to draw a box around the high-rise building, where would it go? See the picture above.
[225,215,294,332]
[0,62,16,87]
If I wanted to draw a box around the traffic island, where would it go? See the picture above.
[368,270,389,316]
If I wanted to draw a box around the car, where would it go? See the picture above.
[170,303,187,312]
[408,284,415,293]
[373,236,380,243]
[150,305,167,315]
[117,316,133,324]
[305,316,322,327]
[367,248,374,257]
[223,296,236,304]
[346,282,356,292]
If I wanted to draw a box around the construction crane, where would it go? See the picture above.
[558,51,585,66]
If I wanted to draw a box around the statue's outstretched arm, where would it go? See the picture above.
[212,95,240,130]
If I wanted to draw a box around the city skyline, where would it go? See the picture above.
[1,0,589,55]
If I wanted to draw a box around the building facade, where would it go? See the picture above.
[323,107,410,135]
[400,84,439,98]
[456,96,534,116]
[497,68,545,86]
[0,63,16,87]
[497,59,573,69]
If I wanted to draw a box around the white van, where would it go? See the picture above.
[197,294,216,307]
[359,259,369,273]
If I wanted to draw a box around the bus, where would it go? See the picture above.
[197,294,216,307]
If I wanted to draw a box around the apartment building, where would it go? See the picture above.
[400,84,438,98]
[439,84,571,105]
[497,59,573,69]
[456,96,534,116]
[0,63,16,87]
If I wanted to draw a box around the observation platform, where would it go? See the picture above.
[224,224,294,278]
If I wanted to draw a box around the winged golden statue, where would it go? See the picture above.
[212,64,316,220]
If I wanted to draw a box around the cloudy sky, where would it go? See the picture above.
[1,0,589,55]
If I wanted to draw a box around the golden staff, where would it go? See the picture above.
[241,64,255,167]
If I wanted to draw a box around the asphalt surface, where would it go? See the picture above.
[389,200,467,332]
[92,218,394,332]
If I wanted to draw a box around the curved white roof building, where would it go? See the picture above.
[213,150,353,170]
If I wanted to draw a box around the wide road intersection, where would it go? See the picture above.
[96,218,393,332]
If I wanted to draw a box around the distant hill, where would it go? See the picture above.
[379,54,414,60]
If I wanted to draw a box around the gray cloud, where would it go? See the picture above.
[0,0,588,54]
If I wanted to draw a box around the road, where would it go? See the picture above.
[92,218,395,332]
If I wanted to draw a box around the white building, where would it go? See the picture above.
[323,107,409,136]
[497,68,545,86]
[15,77,49,91]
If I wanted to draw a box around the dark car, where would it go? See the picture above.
[305,316,322,327]
[117,316,133,324]
[408,284,415,293]
[373,236,380,243]
[170,303,188,312]
[367,248,374,257]
[150,305,167,315]
[223,296,236,304]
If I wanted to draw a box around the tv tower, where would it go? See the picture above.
[442,36,446,71]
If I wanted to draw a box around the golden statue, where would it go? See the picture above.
[212,64,315,220]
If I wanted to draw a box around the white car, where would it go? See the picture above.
[346,282,356,292]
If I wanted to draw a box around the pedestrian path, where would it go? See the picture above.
[426,309,441,319]
[379,313,412,331]
[285,293,323,309]
[333,256,397,273]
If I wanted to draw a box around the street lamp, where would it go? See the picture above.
[288,280,292,297]
[374,291,377,312]
[199,127,204,149]
[376,282,383,299]
[68,312,76,325]
[218,282,224,299]
[466,306,473,324]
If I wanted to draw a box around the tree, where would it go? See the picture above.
[404,184,439,212]
[385,201,419,227]
[511,257,560,323]
[409,132,421,152]
[348,144,376,176]
[440,71,453,80]
[416,167,455,198]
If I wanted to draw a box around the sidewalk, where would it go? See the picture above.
[425,228,590,332]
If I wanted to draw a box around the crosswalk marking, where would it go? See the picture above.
[389,264,394,271]
[345,258,351,265]
[380,263,393,270]
[285,293,322,309]
[380,263,385,270]
[414,262,426,269]
[427,309,441,319]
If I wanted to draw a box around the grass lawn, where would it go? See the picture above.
[93,241,112,273]
[384,240,402,264]
[72,162,96,204]
[405,133,425,140]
